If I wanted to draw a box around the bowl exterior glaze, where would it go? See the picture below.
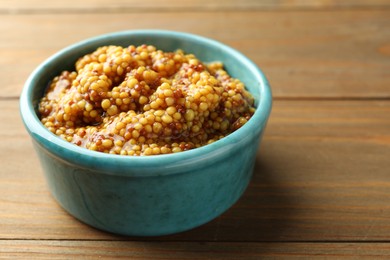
[20,30,272,236]
[33,128,259,236]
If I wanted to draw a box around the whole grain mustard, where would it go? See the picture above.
[39,44,255,156]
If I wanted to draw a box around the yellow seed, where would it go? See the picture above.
[120,92,129,98]
[161,147,170,154]
[115,99,123,106]
[117,66,124,75]
[139,96,148,105]
[107,105,118,116]
[103,64,112,74]
[189,59,199,66]
[146,114,155,122]
[220,120,229,131]
[70,103,79,113]
[190,103,198,111]
[165,97,175,106]
[172,147,182,153]
[56,113,64,122]
[138,136,146,143]
[166,106,176,115]
[63,114,70,121]
[64,105,71,114]
[123,98,131,104]
[123,53,131,62]
[137,66,146,74]
[90,143,97,151]
[213,94,219,102]
[233,94,242,101]
[101,99,111,110]
[163,89,173,97]
[192,125,200,133]
[207,93,214,101]
[199,102,208,111]
[144,124,152,133]
[225,101,232,109]
[173,112,181,120]
[153,122,162,133]
[140,51,149,60]
[185,109,195,121]
[102,139,113,148]
[200,88,209,96]
[115,140,123,147]
[152,147,160,155]
[143,104,151,111]
[98,54,107,63]
[139,117,148,125]
[205,85,214,93]
[115,57,123,65]
[150,101,159,109]
[160,82,170,89]
[132,130,140,139]
[154,110,165,117]
[89,110,98,118]
[127,78,138,88]
[115,122,126,130]
[156,98,164,106]
[144,147,153,155]
[162,114,173,124]
[90,82,99,91]
[239,117,248,125]
[193,92,201,100]
[77,100,86,109]
[134,123,142,130]
[112,91,120,99]
[224,109,231,117]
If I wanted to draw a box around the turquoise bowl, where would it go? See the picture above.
[20,30,272,236]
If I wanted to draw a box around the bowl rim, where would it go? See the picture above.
[20,29,272,177]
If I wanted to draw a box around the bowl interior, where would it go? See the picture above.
[29,31,266,111]
[21,30,272,175]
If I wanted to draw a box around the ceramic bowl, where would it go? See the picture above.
[20,30,272,236]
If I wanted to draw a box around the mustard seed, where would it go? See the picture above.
[39,44,255,156]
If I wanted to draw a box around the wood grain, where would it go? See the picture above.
[1,10,389,99]
[2,241,390,259]
[1,0,389,12]
[3,99,390,241]
[3,1,390,256]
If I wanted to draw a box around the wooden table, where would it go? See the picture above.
[1,0,390,258]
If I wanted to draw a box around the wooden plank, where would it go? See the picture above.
[2,99,390,241]
[1,0,389,12]
[1,10,390,99]
[2,241,390,259]
[0,100,116,240]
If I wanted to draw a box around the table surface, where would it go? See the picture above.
[1,0,390,258]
